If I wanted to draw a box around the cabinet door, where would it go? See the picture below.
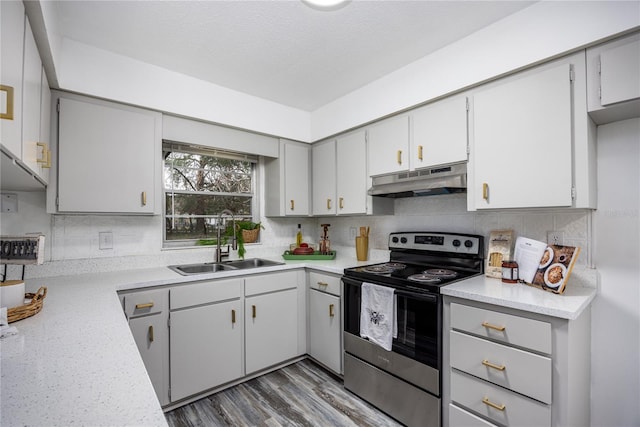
[411,95,468,170]
[245,289,298,374]
[600,37,640,106]
[170,299,243,402]
[38,71,51,183]
[129,314,169,406]
[309,289,341,374]
[0,0,24,158]
[471,64,573,209]
[312,140,337,215]
[21,20,46,181]
[284,142,310,215]
[57,97,159,213]
[337,130,368,215]
[367,115,409,177]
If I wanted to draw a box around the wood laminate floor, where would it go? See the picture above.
[165,359,403,427]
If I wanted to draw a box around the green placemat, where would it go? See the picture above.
[282,250,337,260]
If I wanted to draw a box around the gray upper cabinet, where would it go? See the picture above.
[55,95,161,214]
[367,115,410,177]
[587,32,640,124]
[264,139,311,217]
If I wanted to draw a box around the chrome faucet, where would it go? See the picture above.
[215,209,237,263]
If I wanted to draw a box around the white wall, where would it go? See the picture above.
[592,118,640,426]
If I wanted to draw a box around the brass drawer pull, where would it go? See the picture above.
[148,325,154,343]
[482,321,506,332]
[290,200,295,210]
[252,305,256,318]
[482,397,506,411]
[141,191,147,206]
[327,198,331,210]
[482,183,489,200]
[231,309,236,324]
[135,302,154,310]
[482,359,506,371]
[397,150,402,165]
[317,281,328,287]
[329,304,335,318]
[339,197,344,209]
[418,145,423,161]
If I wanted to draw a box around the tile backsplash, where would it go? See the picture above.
[0,191,592,275]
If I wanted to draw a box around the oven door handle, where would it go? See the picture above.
[342,276,438,303]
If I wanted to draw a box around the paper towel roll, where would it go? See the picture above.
[1,280,25,309]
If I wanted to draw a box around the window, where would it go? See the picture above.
[163,143,256,244]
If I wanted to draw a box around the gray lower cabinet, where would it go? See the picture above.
[121,288,169,406]
[245,271,300,375]
[169,278,244,402]
[308,271,342,375]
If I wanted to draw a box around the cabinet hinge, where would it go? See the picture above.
[465,97,469,112]
[569,68,575,83]
[571,187,576,200]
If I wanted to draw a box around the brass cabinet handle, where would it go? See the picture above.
[135,302,154,310]
[482,183,489,200]
[148,325,154,343]
[418,145,423,161]
[329,304,335,317]
[317,281,328,287]
[290,200,295,210]
[482,321,505,332]
[231,309,236,324]
[339,197,344,209]
[252,305,256,318]
[141,191,147,206]
[482,359,506,371]
[0,85,14,119]
[482,397,506,411]
[397,150,402,165]
[327,199,331,210]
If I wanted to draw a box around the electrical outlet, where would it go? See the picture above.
[349,227,357,239]
[547,231,564,246]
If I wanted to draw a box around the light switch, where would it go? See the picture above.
[99,232,113,250]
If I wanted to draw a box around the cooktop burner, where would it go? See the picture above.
[343,232,484,294]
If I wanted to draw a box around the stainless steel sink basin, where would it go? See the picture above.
[225,258,284,269]
[168,262,238,276]
[168,258,283,275]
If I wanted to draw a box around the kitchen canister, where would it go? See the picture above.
[1,280,26,309]
[501,260,519,284]
[355,236,368,261]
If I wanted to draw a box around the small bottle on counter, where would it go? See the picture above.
[296,224,303,247]
[501,260,519,283]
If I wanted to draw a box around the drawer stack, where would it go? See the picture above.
[449,303,552,426]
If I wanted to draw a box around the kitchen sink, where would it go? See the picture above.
[225,258,284,269]
[168,262,239,276]
[168,258,284,275]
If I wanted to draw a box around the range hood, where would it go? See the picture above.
[368,162,467,198]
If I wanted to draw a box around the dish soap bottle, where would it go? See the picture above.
[296,224,303,247]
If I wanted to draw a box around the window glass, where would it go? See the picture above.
[163,146,255,243]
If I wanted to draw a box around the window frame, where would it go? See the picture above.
[162,142,259,248]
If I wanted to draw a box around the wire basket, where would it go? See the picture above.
[7,286,47,323]
[242,229,260,244]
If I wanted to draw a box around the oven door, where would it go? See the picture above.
[342,276,441,370]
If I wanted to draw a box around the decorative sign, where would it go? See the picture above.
[0,235,45,265]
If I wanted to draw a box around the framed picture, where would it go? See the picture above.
[1,85,14,120]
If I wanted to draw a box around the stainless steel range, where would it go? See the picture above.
[342,231,484,427]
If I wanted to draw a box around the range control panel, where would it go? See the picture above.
[388,232,482,255]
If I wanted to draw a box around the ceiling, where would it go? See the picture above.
[53,1,535,112]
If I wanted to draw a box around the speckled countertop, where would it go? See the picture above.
[0,248,386,427]
[1,247,597,426]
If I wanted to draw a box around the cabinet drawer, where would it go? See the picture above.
[451,303,551,354]
[124,289,167,318]
[451,369,551,427]
[245,270,298,296]
[170,278,242,310]
[450,330,552,403]
[309,271,341,296]
[449,403,497,427]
